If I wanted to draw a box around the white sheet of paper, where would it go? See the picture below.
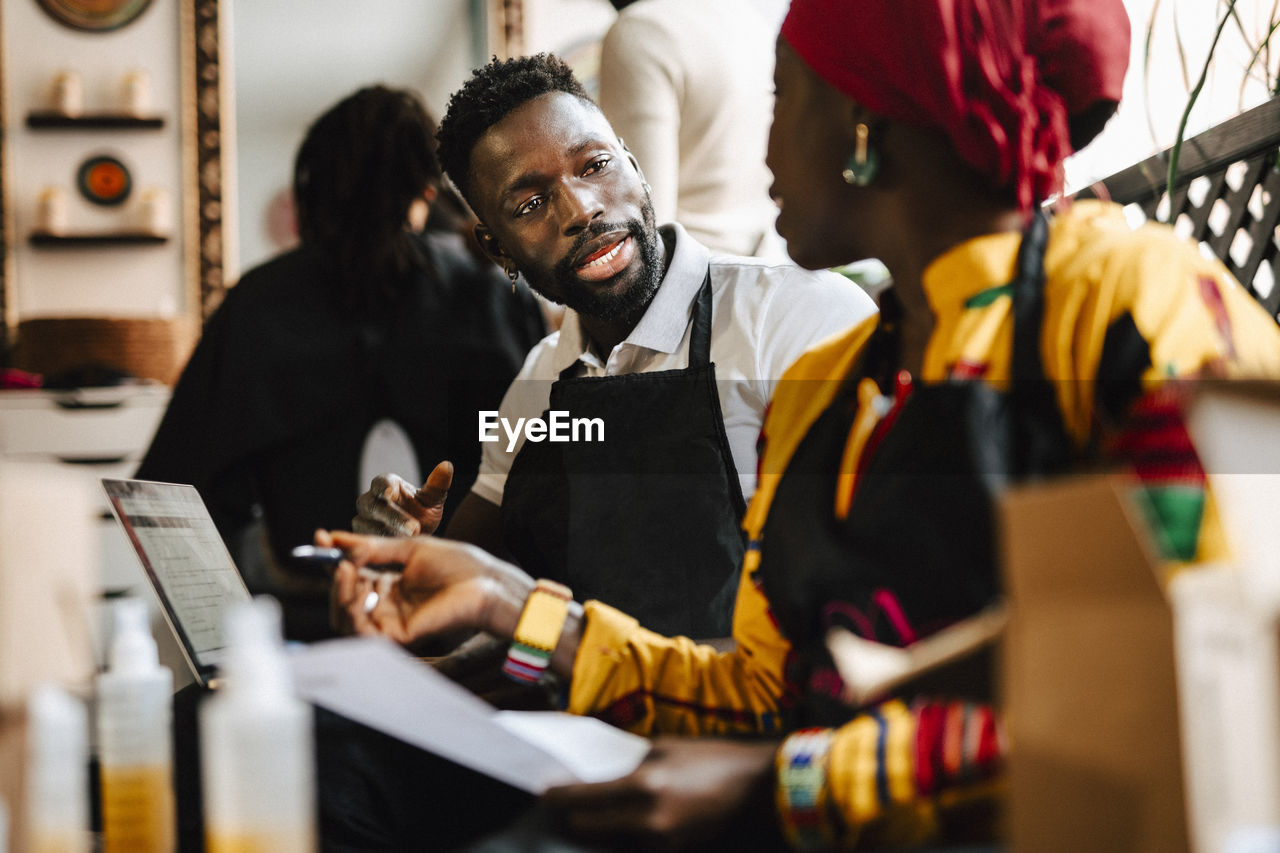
[288,637,649,794]
[493,710,652,784]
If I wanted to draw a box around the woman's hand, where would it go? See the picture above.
[351,460,454,537]
[542,736,782,852]
[326,529,535,646]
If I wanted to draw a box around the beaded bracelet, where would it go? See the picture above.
[775,727,839,850]
[502,579,572,685]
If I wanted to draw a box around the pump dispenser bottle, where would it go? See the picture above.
[96,598,175,853]
[200,597,316,853]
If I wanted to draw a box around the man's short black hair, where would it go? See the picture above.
[437,53,593,214]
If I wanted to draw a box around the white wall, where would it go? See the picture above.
[2,0,186,318]
[230,0,478,276]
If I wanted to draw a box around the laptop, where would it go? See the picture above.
[101,478,253,689]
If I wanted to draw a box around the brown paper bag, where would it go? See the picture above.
[1000,474,1189,853]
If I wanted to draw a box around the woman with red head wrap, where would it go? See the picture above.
[329,1,1280,849]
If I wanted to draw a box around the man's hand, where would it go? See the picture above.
[351,460,454,537]
[542,737,782,852]
[327,529,539,650]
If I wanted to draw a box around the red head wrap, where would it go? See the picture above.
[780,0,1130,211]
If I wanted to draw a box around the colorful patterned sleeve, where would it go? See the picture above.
[774,699,1006,850]
[566,546,795,736]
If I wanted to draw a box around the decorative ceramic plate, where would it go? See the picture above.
[77,155,132,206]
[35,0,153,32]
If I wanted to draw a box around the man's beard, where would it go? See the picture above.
[540,198,663,322]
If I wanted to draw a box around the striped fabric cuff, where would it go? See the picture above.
[776,727,839,850]
[913,699,1003,795]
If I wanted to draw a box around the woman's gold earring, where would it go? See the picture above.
[841,123,880,186]
[506,266,519,292]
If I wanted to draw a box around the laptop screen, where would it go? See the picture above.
[101,478,252,687]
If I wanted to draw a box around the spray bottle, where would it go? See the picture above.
[24,684,90,853]
[200,597,315,853]
[95,598,174,852]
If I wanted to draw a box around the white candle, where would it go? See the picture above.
[52,70,82,116]
[38,186,68,234]
[140,187,170,235]
[122,69,152,117]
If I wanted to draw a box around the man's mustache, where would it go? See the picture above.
[554,220,643,276]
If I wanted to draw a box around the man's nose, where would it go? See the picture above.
[560,183,604,236]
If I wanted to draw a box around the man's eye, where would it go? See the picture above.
[584,156,610,175]
[515,196,544,217]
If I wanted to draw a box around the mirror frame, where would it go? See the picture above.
[185,0,228,321]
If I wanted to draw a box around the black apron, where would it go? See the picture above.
[501,272,747,637]
[759,212,1073,722]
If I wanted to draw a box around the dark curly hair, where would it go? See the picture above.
[437,53,592,214]
[293,85,441,306]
